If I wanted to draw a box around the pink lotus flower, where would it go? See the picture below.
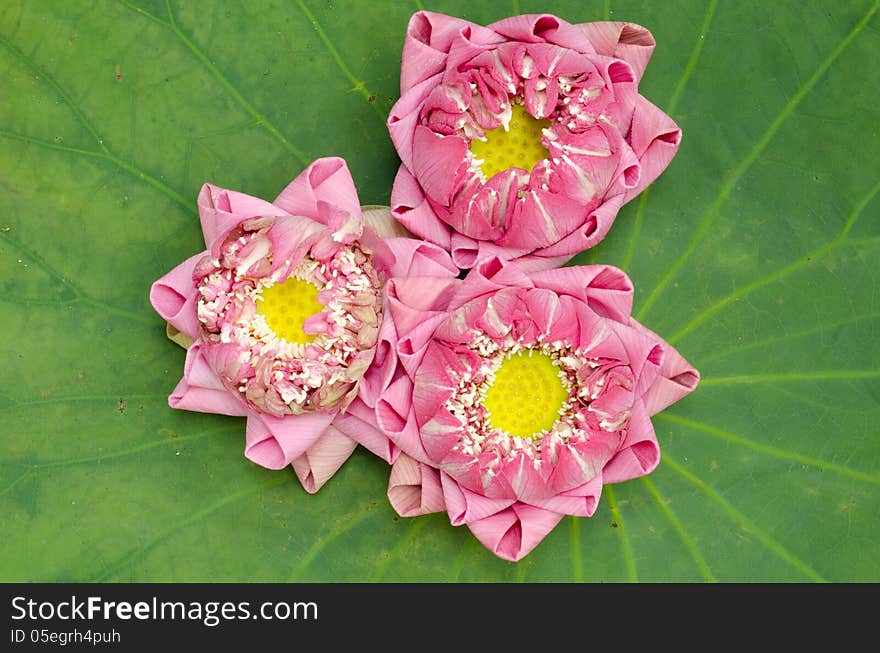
[150,157,457,492]
[361,257,699,561]
[387,11,682,270]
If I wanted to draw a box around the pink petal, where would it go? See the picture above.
[530,474,604,516]
[198,183,280,249]
[387,453,446,517]
[291,425,358,494]
[466,504,564,561]
[536,193,626,259]
[244,411,335,471]
[273,157,361,223]
[489,14,595,53]
[401,12,484,92]
[624,95,682,201]
[601,399,660,483]
[390,165,453,249]
[440,472,515,526]
[528,264,634,323]
[498,188,587,250]
[388,75,443,171]
[334,397,398,464]
[266,215,326,274]
[412,126,469,206]
[577,21,655,82]
[631,323,700,415]
[385,238,459,277]
[385,276,459,340]
[375,375,431,464]
[149,252,204,339]
[168,343,249,417]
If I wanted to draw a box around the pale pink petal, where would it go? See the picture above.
[624,95,682,201]
[291,425,358,494]
[168,343,249,417]
[440,472,515,526]
[466,504,564,562]
[334,397,398,464]
[499,187,588,250]
[385,276,459,339]
[602,399,659,483]
[266,215,326,274]
[387,453,446,517]
[361,206,414,238]
[198,183,280,248]
[149,252,204,339]
[390,165,453,249]
[577,22,655,81]
[489,14,595,53]
[273,157,361,222]
[244,411,334,470]
[412,126,469,206]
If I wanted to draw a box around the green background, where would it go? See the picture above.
[1,0,878,582]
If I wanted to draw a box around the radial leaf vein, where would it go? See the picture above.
[95,476,288,581]
[657,412,880,486]
[641,477,716,582]
[288,504,380,581]
[605,485,637,581]
[371,517,428,581]
[294,0,386,120]
[669,178,880,343]
[662,454,826,581]
[635,2,879,321]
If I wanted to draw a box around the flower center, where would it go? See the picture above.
[469,104,552,179]
[482,350,569,439]
[257,277,323,344]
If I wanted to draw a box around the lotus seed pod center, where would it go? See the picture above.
[483,350,569,439]
[470,104,552,179]
[257,277,323,344]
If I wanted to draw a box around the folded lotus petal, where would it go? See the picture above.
[333,397,399,464]
[490,13,596,52]
[388,75,444,171]
[529,264,634,322]
[401,12,491,91]
[375,375,431,464]
[385,238,460,277]
[244,411,335,471]
[198,183,280,249]
[624,94,682,202]
[536,193,626,258]
[265,215,326,274]
[388,453,446,517]
[411,126,469,207]
[577,21,655,81]
[449,233,568,272]
[361,205,415,239]
[168,343,250,417]
[273,157,361,222]
[630,322,701,415]
[498,187,588,250]
[529,474,604,517]
[466,504,564,561]
[440,472,516,526]
[291,425,358,494]
[149,252,203,339]
[601,399,660,483]
[390,165,453,249]
[385,276,459,339]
